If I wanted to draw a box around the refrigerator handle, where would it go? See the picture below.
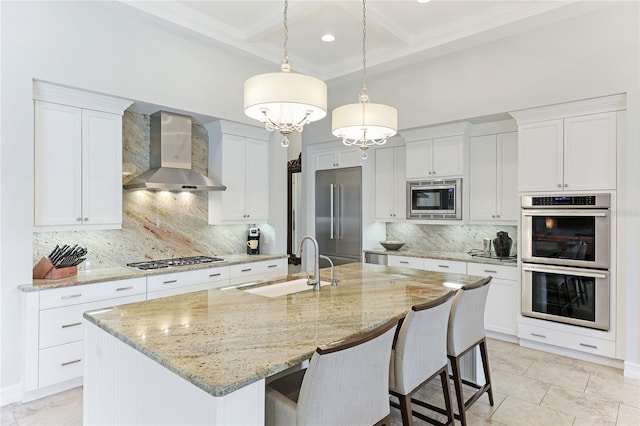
[337,184,342,239]
[330,184,334,240]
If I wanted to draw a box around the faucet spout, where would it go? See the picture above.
[296,235,321,291]
[319,255,338,287]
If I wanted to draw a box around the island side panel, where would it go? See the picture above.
[83,321,265,425]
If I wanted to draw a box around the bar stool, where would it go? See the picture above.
[446,277,493,426]
[388,291,455,426]
[265,318,398,426]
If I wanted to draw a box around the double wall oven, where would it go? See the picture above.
[521,194,611,331]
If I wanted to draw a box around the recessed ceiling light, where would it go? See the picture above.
[321,34,335,43]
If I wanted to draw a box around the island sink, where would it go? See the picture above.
[244,278,330,297]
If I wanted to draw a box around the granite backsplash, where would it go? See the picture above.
[33,111,251,270]
[386,222,518,255]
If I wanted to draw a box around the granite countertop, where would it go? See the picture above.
[364,249,517,267]
[21,253,288,292]
[83,262,485,397]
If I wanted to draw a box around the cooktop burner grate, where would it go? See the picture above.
[127,255,225,270]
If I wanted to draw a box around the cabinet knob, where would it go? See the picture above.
[557,184,562,188]
[76,217,82,222]
[83,217,88,222]
[491,215,495,218]
[564,184,568,188]
[496,215,500,218]
[247,214,250,218]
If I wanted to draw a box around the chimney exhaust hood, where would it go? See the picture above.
[123,111,226,191]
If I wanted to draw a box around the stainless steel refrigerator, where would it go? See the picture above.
[315,167,362,266]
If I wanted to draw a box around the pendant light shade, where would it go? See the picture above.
[331,0,397,159]
[243,0,327,147]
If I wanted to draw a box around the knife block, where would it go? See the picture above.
[33,257,78,280]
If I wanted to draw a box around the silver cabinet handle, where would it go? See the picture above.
[241,268,252,272]
[162,280,177,285]
[61,359,81,367]
[400,261,409,264]
[268,264,278,268]
[579,343,597,349]
[76,217,82,222]
[531,333,546,338]
[83,217,89,222]
[557,184,562,188]
[564,184,568,188]
[209,273,221,277]
[62,294,82,300]
[438,265,450,268]
[116,286,133,292]
[484,270,498,274]
[61,322,82,329]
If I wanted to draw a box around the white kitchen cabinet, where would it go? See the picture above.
[423,258,467,274]
[22,277,146,399]
[467,263,519,336]
[405,135,464,179]
[33,89,131,230]
[469,132,518,223]
[315,149,361,170]
[515,105,618,192]
[208,133,269,224]
[518,321,615,358]
[228,258,287,286]
[146,266,230,300]
[375,146,406,220]
[388,255,424,270]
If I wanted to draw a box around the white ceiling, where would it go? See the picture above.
[121,0,587,83]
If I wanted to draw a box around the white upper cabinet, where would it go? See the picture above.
[33,82,132,230]
[375,146,406,220]
[207,121,270,224]
[511,95,624,193]
[469,131,518,223]
[405,136,464,179]
[315,149,361,170]
[402,122,469,180]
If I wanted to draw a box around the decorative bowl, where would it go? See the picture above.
[379,241,405,251]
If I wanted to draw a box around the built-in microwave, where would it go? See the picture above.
[407,178,462,220]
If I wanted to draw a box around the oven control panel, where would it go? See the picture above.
[522,193,610,209]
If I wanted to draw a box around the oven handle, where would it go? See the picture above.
[522,209,609,217]
[522,263,608,279]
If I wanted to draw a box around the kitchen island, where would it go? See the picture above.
[83,262,486,425]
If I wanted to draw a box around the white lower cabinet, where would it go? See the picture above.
[467,263,519,336]
[388,255,424,269]
[147,266,230,300]
[423,258,467,274]
[518,323,615,358]
[229,258,287,286]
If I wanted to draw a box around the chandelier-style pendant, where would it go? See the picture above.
[244,1,327,147]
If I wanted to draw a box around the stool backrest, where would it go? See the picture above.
[447,277,492,357]
[297,319,397,426]
[391,291,455,394]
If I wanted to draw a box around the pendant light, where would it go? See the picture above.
[244,0,327,148]
[331,0,397,159]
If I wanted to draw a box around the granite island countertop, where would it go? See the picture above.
[21,253,288,291]
[83,262,486,397]
[364,249,517,266]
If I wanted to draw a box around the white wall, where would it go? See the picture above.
[1,0,639,399]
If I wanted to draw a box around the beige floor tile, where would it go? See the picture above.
[524,358,591,392]
[490,395,574,426]
[573,416,617,426]
[540,385,619,424]
[488,350,534,376]
[616,404,640,426]
[466,389,507,418]
[511,345,560,363]
[11,387,82,421]
[15,400,82,426]
[1,404,17,426]
[486,338,518,355]
[586,373,640,408]
[491,369,551,404]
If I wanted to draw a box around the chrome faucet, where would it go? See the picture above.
[319,255,338,287]
[296,236,321,291]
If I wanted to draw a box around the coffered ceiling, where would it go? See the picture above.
[121,0,589,82]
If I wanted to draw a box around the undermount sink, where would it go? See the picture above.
[244,278,330,298]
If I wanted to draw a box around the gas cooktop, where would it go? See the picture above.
[127,256,225,270]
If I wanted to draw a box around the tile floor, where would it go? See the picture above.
[2,339,639,425]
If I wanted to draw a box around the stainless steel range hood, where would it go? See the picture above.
[123,111,226,191]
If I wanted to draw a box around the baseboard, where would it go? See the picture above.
[486,330,519,344]
[1,383,22,406]
[624,361,640,380]
[519,339,624,369]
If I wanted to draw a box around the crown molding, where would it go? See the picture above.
[509,93,627,124]
[33,81,133,115]
[400,121,471,142]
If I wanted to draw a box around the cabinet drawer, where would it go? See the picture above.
[146,266,229,293]
[423,258,467,274]
[518,324,615,358]
[467,263,518,281]
[39,293,146,349]
[39,277,146,309]
[229,259,286,278]
[147,281,230,300]
[388,255,424,270]
[39,341,84,388]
